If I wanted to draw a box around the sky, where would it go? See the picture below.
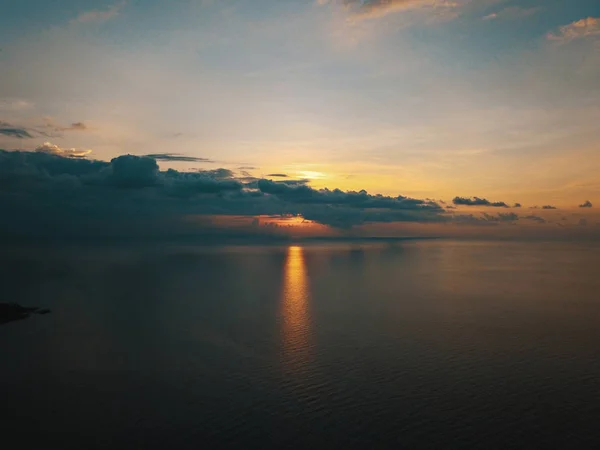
[1,0,600,239]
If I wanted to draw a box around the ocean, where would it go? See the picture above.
[2,240,600,449]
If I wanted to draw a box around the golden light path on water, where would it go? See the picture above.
[280,246,311,374]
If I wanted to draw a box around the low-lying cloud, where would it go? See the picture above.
[0,150,578,238]
[482,212,519,223]
[453,196,510,208]
[0,150,446,232]
[0,122,33,139]
[523,215,546,224]
[145,153,213,163]
[579,200,593,208]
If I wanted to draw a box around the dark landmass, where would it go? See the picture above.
[0,303,50,326]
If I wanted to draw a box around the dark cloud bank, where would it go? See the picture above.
[0,150,447,238]
[0,150,561,240]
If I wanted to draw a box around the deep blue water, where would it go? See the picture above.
[1,240,600,449]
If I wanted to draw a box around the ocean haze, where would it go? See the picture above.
[2,240,600,449]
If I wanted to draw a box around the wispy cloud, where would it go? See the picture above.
[483,6,540,21]
[320,0,461,21]
[71,1,126,24]
[0,99,33,112]
[0,118,91,141]
[55,122,88,132]
[0,121,33,139]
[145,153,213,163]
[482,212,518,222]
[547,17,600,42]
[523,215,546,224]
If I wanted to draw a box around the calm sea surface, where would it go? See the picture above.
[2,240,600,449]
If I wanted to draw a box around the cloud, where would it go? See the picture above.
[145,153,213,163]
[265,173,289,178]
[452,196,509,208]
[322,0,460,21]
[542,205,557,210]
[451,212,519,226]
[35,142,92,158]
[41,119,89,135]
[482,212,518,222]
[110,155,160,188]
[450,211,553,228]
[0,122,33,139]
[0,150,447,232]
[3,150,576,236]
[0,119,90,139]
[71,2,126,24]
[547,17,600,42]
[514,203,522,208]
[579,200,593,208]
[245,178,310,189]
[0,99,33,112]
[257,179,439,210]
[483,6,539,21]
[256,179,444,227]
[523,215,546,224]
[60,122,87,131]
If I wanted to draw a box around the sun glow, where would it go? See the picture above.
[297,170,326,180]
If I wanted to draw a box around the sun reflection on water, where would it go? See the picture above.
[280,246,311,372]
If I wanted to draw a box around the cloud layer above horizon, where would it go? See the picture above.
[1,149,597,240]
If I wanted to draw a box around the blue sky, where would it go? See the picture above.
[1,0,600,209]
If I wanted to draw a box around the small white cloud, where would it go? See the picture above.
[35,142,92,158]
[483,7,539,21]
[547,17,600,42]
[71,1,126,24]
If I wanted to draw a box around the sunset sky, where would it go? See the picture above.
[1,0,599,237]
